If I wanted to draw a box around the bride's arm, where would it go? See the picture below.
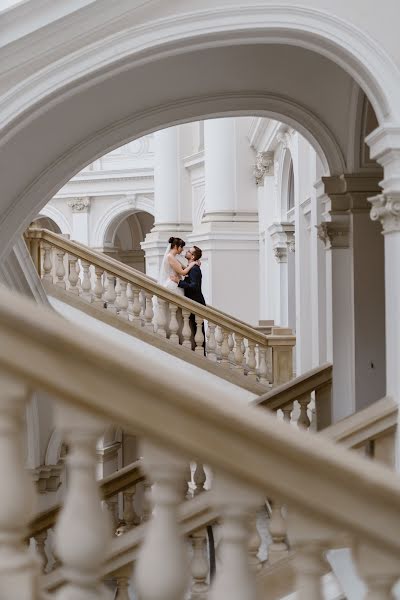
[168,255,197,276]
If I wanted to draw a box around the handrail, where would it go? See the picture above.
[28,460,144,539]
[1,286,400,554]
[254,363,333,411]
[25,228,276,347]
[322,396,397,449]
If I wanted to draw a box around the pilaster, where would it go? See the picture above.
[319,174,385,422]
[365,125,400,467]
[67,196,91,244]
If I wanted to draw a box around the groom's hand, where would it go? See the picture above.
[170,274,180,283]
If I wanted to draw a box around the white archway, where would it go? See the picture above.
[1,4,399,257]
[92,194,154,248]
[37,204,72,236]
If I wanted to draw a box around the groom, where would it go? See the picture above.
[170,246,206,353]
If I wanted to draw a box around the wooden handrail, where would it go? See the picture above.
[25,228,295,348]
[28,460,144,538]
[1,286,400,554]
[254,363,333,411]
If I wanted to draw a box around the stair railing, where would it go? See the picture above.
[25,228,296,388]
[1,286,400,599]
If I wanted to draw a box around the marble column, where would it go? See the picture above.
[319,174,385,422]
[67,197,90,244]
[190,117,259,324]
[141,125,192,279]
[366,124,400,467]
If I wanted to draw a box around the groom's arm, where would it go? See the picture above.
[178,267,200,291]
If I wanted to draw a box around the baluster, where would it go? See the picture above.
[156,298,167,337]
[354,542,400,600]
[54,405,112,600]
[135,440,189,600]
[233,334,245,373]
[267,500,288,564]
[288,509,335,600]
[206,323,217,362]
[122,489,140,529]
[183,463,192,499]
[190,529,209,600]
[258,345,268,384]
[246,341,257,379]
[115,277,121,310]
[0,372,39,597]
[126,283,134,319]
[228,333,235,362]
[297,394,311,429]
[93,267,104,305]
[118,280,129,321]
[35,530,48,573]
[80,260,92,302]
[144,292,154,330]
[104,274,117,315]
[248,513,262,572]
[215,326,223,360]
[55,249,66,288]
[182,309,192,349]
[130,285,142,325]
[105,497,118,533]
[209,472,263,600]
[68,256,80,295]
[193,463,206,496]
[139,290,146,320]
[42,242,53,281]
[114,566,132,599]
[194,316,205,355]
[282,403,293,423]
[168,304,180,344]
[141,481,153,522]
[220,330,230,368]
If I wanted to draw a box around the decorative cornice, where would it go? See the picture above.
[254,151,274,185]
[67,196,90,213]
[316,222,349,249]
[31,463,64,494]
[369,194,400,234]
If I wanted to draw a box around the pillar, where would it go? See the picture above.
[318,174,385,422]
[366,124,400,468]
[189,118,259,324]
[141,125,192,279]
[67,197,90,245]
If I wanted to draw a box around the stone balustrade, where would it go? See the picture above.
[25,228,296,389]
[0,285,400,599]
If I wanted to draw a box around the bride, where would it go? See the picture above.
[155,237,199,336]
[157,236,199,293]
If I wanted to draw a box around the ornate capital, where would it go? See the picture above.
[316,222,349,249]
[68,197,90,213]
[369,193,400,234]
[273,247,288,263]
[254,151,274,185]
[286,231,295,253]
[277,131,291,150]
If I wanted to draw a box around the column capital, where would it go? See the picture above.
[268,222,294,261]
[369,193,400,234]
[273,247,288,263]
[316,222,349,249]
[67,196,91,213]
[253,151,274,185]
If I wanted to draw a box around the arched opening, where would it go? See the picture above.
[103,210,154,273]
[31,216,62,235]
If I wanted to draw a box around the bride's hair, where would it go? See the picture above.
[168,237,185,249]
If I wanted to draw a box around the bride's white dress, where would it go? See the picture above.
[159,254,184,296]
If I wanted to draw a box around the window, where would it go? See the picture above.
[287,162,295,211]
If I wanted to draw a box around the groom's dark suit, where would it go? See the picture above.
[178,265,206,354]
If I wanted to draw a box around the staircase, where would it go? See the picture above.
[0,281,399,599]
[25,228,296,394]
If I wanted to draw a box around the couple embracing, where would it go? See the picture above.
[157,237,205,353]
